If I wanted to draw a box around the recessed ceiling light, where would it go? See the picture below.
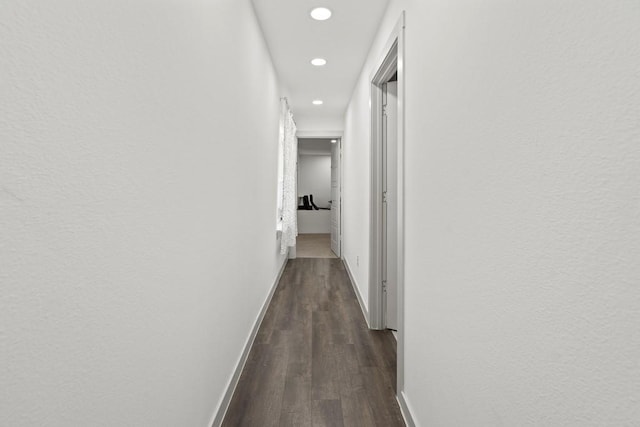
[331,139,337,143]
[312,100,323,105]
[311,58,327,66]
[310,7,332,21]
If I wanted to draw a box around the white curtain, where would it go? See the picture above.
[280,99,297,255]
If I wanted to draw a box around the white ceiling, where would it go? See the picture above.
[251,0,390,131]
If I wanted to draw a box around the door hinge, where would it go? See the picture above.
[382,190,387,203]
[382,280,387,291]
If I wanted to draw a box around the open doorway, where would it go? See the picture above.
[296,137,341,258]
[369,13,406,399]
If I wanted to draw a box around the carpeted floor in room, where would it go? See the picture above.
[296,234,337,259]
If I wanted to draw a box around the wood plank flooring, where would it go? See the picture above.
[222,258,404,427]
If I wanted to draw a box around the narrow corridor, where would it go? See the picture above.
[222,258,404,426]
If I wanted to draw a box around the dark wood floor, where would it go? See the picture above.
[222,258,404,427]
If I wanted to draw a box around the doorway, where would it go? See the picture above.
[368,13,406,398]
[296,136,342,258]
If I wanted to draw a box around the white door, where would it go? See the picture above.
[330,140,341,257]
[383,81,398,331]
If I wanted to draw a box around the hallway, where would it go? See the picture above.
[3,0,639,425]
[222,259,404,426]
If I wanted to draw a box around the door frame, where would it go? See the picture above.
[296,130,343,259]
[330,138,342,257]
[368,12,406,391]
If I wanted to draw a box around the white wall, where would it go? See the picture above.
[0,1,286,426]
[343,94,372,305]
[296,116,345,134]
[343,0,640,425]
[298,155,332,208]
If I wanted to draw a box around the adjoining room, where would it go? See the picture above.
[296,138,339,258]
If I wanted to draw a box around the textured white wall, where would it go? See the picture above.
[295,115,345,134]
[344,0,640,425]
[343,86,372,305]
[0,1,285,425]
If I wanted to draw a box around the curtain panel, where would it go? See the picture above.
[280,99,297,254]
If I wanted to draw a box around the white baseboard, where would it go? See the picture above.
[208,257,289,427]
[397,390,417,427]
[342,258,370,328]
